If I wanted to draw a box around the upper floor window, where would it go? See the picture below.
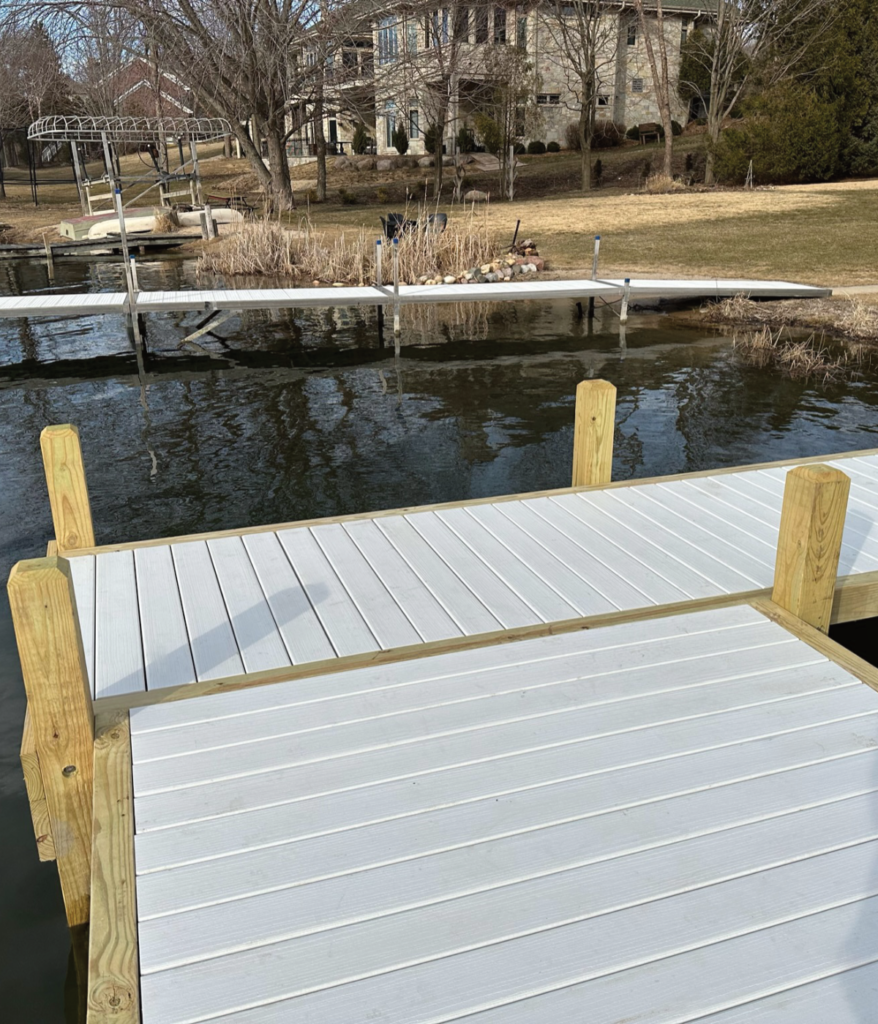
[409,108,420,138]
[627,22,637,45]
[537,93,561,105]
[516,14,527,49]
[494,7,507,44]
[406,18,419,52]
[631,78,644,92]
[378,17,399,64]
[475,6,489,43]
[427,9,450,46]
[454,6,470,42]
[681,23,689,46]
[597,94,610,106]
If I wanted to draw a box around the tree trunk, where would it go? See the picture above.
[223,135,232,159]
[314,75,327,202]
[265,125,295,210]
[635,0,675,179]
[579,79,594,190]
[433,123,444,197]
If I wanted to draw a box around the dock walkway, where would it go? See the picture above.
[128,601,878,1024]
[8,380,878,1024]
[68,449,878,700]
[0,277,832,319]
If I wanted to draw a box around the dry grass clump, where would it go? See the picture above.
[703,294,878,343]
[733,326,870,382]
[197,207,499,285]
[154,208,180,233]
[642,173,688,194]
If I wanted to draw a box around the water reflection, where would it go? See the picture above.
[2,256,878,1020]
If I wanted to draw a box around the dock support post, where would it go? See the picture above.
[572,379,617,488]
[591,235,601,280]
[772,464,850,633]
[620,278,631,323]
[375,239,385,344]
[392,237,401,335]
[7,558,94,928]
[40,424,95,553]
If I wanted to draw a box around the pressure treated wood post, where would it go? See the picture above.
[572,379,617,488]
[772,464,850,633]
[40,424,95,553]
[8,557,94,927]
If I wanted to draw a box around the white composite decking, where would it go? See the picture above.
[129,602,878,1024]
[71,451,878,699]
[0,278,831,318]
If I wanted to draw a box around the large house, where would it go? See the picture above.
[297,1,712,157]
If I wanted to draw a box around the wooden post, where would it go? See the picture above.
[7,557,94,927]
[571,379,617,488]
[772,464,850,633]
[87,711,140,1023]
[620,278,631,323]
[40,424,95,553]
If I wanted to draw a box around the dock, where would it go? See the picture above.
[0,277,833,320]
[9,380,878,1023]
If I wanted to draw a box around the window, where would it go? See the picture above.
[561,4,575,16]
[631,78,644,93]
[537,93,561,105]
[406,18,419,53]
[385,101,396,148]
[516,14,527,49]
[454,6,470,42]
[475,6,489,43]
[342,49,358,70]
[429,8,449,45]
[328,119,338,144]
[409,108,420,139]
[627,21,637,45]
[377,17,399,64]
[681,23,688,46]
[597,94,610,106]
[494,7,507,44]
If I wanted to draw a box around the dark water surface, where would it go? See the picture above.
[2,256,878,1018]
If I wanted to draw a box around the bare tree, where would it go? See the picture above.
[632,0,675,178]
[543,1,618,190]
[681,0,837,185]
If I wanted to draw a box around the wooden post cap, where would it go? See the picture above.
[8,557,94,927]
[572,379,617,488]
[40,424,95,553]
[772,464,851,634]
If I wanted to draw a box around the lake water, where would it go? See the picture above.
[2,256,877,1019]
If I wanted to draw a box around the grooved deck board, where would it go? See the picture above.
[129,603,878,1024]
[67,451,878,697]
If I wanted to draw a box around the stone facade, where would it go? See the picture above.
[314,4,707,156]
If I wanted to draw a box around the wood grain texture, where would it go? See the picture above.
[752,597,878,694]
[87,711,140,1023]
[7,557,94,926]
[20,708,55,861]
[571,379,617,488]
[772,465,851,633]
[40,425,95,554]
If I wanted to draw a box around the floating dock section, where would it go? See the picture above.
[9,381,878,1023]
[0,277,833,319]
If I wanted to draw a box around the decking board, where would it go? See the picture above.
[127,602,878,1024]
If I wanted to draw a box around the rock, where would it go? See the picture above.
[442,155,454,166]
[501,267,512,279]
[530,256,545,272]
[334,156,351,170]
[419,274,430,283]
[332,282,346,287]
[443,275,456,284]
[484,272,499,282]
[468,153,501,172]
[465,189,490,203]
[376,158,394,171]
[522,263,537,273]
[511,264,523,274]
[480,264,492,274]
[417,156,435,168]
[354,157,375,171]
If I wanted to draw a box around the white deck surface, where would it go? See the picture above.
[0,278,830,318]
[129,603,878,1023]
[71,451,878,699]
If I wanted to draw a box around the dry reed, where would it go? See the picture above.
[703,294,878,343]
[197,206,499,285]
[154,208,180,233]
[643,174,688,194]
[732,326,870,382]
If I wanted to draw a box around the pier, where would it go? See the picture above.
[0,276,833,321]
[9,381,878,1023]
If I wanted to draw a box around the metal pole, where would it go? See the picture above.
[70,142,88,215]
[591,235,601,280]
[28,138,38,207]
[620,278,631,324]
[392,237,400,335]
[129,256,139,293]
[189,139,203,206]
[0,130,7,200]
[375,238,384,343]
